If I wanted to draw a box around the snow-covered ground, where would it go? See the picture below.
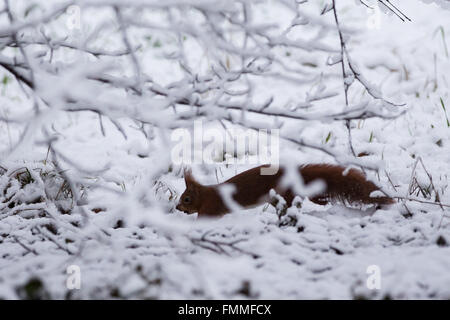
[1,0,450,299]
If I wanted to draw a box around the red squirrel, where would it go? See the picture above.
[176,164,394,217]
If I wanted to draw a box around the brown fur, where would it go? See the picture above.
[176,164,394,217]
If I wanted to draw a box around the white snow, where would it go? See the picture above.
[0,0,450,300]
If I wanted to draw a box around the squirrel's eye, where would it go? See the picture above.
[183,196,191,203]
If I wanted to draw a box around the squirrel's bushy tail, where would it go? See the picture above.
[300,164,395,206]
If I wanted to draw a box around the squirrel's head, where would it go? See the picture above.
[176,170,202,214]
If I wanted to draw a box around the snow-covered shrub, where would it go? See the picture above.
[0,162,76,217]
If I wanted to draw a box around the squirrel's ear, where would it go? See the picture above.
[184,168,197,187]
